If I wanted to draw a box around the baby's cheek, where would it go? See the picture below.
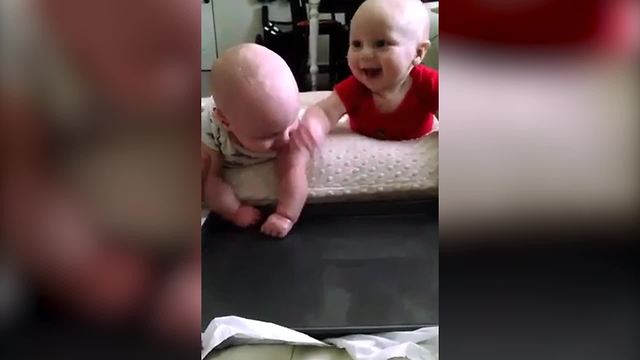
[263,142,275,152]
[248,140,273,153]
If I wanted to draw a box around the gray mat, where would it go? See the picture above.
[202,199,439,337]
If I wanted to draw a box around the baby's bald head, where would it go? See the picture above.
[353,0,430,42]
[209,44,300,152]
[210,44,299,138]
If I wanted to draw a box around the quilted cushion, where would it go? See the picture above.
[202,91,438,204]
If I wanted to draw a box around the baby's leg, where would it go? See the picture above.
[201,144,261,227]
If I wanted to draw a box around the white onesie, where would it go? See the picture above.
[201,97,277,168]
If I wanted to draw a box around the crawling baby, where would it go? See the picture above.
[201,43,308,238]
[295,0,438,151]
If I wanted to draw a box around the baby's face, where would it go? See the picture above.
[222,103,300,154]
[348,1,425,92]
[233,116,299,154]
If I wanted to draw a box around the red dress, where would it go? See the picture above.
[334,64,438,140]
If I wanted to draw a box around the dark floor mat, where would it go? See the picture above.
[201,199,439,336]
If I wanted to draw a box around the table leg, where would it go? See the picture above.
[308,0,320,91]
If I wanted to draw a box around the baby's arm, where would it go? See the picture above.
[260,148,309,238]
[293,92,346,155]
[201,144,261,227]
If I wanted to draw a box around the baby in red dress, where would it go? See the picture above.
[295,0,438,149]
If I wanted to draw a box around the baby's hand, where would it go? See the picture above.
[291,109,329,155]
[230,205,261,228]
[291,122,317,155]
[261,213,294,239]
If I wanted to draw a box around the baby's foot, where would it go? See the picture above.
[231,206,261,228]
[261,213,294,239]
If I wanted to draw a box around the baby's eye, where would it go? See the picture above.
[258,130,282,141]
[374,40,387,48]
[351,40,362,48]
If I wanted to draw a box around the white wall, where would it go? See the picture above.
[423,2,439,69]
[201,2,217,70]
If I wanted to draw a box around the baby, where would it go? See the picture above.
[201,43,308,238]
[295,0,438,150]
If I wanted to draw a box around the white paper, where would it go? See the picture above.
[201,209,208,226]
[202,316,438,360]
[325,327,439,360]
[201,316,327,359]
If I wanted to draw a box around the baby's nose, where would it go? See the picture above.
[281,129,291,144]
[361,47,374,59]
[274,128,291,148]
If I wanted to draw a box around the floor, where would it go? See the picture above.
[201,200,438,360]
[206,345,352,360]
[202,200,438,331]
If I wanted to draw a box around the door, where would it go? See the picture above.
[201,0,218,70]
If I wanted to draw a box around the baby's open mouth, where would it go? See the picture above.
[361,68,382,78]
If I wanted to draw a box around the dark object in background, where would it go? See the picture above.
[202,199,439,337]
[317,0,361,27]
[256,1,349,91]
[255,6,308,90]
[290,0,350,88]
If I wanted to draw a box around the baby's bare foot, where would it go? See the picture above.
[231,205,261,227]
[261,213,294,238]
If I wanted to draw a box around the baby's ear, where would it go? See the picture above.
[413,40,431,65]
[213,107,231,129]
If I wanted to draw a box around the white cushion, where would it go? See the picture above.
[202,92,438,204]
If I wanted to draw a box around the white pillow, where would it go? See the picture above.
[202,92,438,204]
